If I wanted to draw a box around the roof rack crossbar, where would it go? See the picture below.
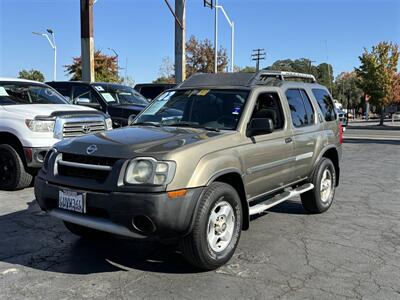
[252,71,316,84]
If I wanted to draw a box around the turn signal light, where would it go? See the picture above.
[168,189,187,198]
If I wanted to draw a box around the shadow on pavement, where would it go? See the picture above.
[344,138,400,145]
[0,200,200,275]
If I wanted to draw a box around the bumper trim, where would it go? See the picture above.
[48,208,146,239]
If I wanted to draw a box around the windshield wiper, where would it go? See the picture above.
[168,122,220,132]
[131,122,162,127]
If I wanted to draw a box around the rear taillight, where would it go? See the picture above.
[338,122,343,144]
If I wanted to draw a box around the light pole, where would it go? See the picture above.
[33,29,57,81]
[205,0,235,73]
[107,47,119,77]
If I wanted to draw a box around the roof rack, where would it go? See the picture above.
[253,71,316,84]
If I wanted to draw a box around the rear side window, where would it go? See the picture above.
[286,89,315,127]
[312,89,336,121]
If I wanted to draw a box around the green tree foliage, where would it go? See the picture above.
[266,58,334,90]
[154,36,228,83]
[234,65,256,73]
[356,41,399,124]
[64,50,122,82]
[18,69,45,82]
[334,72,363,109]
[186,35,228,77]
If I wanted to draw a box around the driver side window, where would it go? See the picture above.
[251,92,285,130]
[73,86,98,104]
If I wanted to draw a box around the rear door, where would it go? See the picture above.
[285,88,321,180]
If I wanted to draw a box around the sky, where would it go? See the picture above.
[0,0,399,83]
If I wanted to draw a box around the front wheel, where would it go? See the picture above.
[0,144,32,191]
[181,182,242,270]
[301,158,336,213]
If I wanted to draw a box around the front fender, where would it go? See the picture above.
[187,151,245,188]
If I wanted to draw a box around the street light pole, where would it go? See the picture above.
[214,0,218,73]
[33,29,57,81]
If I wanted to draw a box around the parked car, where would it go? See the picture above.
[35,71,342,269]
[47,81,148,127]
[336,108,348,131]
[0,78,112,190]
[134,83,176,101]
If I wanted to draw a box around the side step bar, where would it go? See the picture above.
[48,209,146,239]
[249,183,314,216]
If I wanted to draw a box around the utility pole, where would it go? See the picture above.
[308,60,316,73]
[214,0,218,73]
[164,0,186,83]
[80,0,95,82]
[251,49,266,71]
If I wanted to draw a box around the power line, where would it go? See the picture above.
[251,49,266,71]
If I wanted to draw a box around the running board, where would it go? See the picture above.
[249,183,314,216]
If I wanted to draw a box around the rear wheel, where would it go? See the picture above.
[181,182,242,270]
[301,158,336,213]
[0,144,32,191]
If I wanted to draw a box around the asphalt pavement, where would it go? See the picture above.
[0,140,400,299]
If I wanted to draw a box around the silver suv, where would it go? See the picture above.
[35,71,342,269]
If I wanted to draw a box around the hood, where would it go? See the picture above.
[55,126,225,159]
[3,104,95,118]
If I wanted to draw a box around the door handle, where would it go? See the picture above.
[285,137,293,144]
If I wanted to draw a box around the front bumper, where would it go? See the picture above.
[34,176,203,240]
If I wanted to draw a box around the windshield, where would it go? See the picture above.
[0,82,68,105]
[132,89,249,130]
[94,84,148,106]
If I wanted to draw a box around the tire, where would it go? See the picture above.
[181,182,242,270]
[63,221,110,239]
[0,144,32,191]
[301,158,336,213]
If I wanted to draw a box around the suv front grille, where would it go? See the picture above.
[57,153,119,182]
[62,120,105,138]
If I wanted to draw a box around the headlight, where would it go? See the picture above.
[105,118,113,130]
[125,158,176,185]
[25,119,55,132]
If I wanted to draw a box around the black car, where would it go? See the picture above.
[47,81,148,127]
[134,83,176,101]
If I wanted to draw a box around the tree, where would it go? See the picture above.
[64,50,122,82]
[356,42,399,125]
[391,73,400,104]
[266,58,334,90]
[334,72,363,109]
[153,36,229,82]
[186,35,228,77]
[234,65,256,73]
[154,56,175,83]
[18,69,45,82]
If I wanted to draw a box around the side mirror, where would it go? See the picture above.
[246,118,274,137]
[76,98,90,104]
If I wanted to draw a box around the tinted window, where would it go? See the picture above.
[93,84,148,106]
[251,92,285,130]
[0,82,68,105]
[300,90,315,125]
[134,89,249,130]
[312,89,336,121]
[140,86,166,100]
[73,86,97,104]
[286,89,308,127]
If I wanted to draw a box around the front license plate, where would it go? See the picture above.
[58,190,86,213]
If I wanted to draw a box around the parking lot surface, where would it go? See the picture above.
[1,140,400,299]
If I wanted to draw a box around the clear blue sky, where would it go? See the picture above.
[0,0,399,83]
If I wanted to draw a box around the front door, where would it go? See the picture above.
[240,89,296,200]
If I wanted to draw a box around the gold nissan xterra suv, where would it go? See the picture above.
[35,71,342,270]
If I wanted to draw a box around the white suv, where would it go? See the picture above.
[0,78,112,190]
